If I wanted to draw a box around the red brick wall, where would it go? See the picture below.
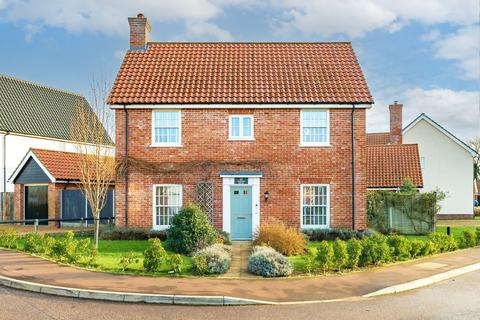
[115,108,367,230]
[389,103,403,144]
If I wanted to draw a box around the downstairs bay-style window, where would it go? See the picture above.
[152,110,181,146]
[153,185,182,229]
[300,109,329,146]
[301,184,329,228]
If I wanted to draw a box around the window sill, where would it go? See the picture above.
[299,143,332,148]
[301,225,330,229]
[228,138,255,141]
[149,144,183,148]
[152,226,169,231]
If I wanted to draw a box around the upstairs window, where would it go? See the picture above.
[152,110,181,146]
[300,110,329,146]
[229,115,254,140]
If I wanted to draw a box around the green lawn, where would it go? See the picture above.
[17,236,193,276]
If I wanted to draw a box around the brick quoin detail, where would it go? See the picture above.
[115,108,367,231]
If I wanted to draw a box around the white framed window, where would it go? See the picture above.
[229,115,254,140]
[300,184,329,228]
[300,109,329,146]
[152,184,182,229]
[152,110,181,146]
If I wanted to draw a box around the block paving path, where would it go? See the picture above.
[0,248,480,302]
[220,241,254,278]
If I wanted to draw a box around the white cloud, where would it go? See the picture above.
[185,21,232,41]
[0,0,227,39]
[273,0,478,37]
[431,25,480,80]
[367,88,480,141]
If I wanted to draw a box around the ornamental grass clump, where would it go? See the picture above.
[248,246,293,277]
[192,244,231,275]
[254,221,307,256]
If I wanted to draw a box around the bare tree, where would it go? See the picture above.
[471,137,480,181]
[70,77,115,248]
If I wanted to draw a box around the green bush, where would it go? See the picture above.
[316,241,334,273]
[50,231,77,263]
[303,248,317,273]
[118,251,139,271]
[388,235,411,261]
[168,254,184,273]
[101,227,167,241]
[165,204,217,254]
[421,240,438,256]
[0,228,18,249]
[192,244,231,275]
[48,231,96,265]
[303,228,373,241]
[346,238,363,269]
[429,233,457,252]
[476,227,480,245]
[143,238,167,272]
[460,230,477,248]
[24,233,46,254]
[248,246,293,277]
[359,235,392,267]
[409,239,425,258]
[75,238,97,266]
[332,239,348,271]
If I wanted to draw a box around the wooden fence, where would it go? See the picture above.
[1,192,14,221]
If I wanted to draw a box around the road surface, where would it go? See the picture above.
[1,271,479,320]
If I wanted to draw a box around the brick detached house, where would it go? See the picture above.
[108,14,374,240]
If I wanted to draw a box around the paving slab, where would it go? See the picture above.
[0,248,479,303]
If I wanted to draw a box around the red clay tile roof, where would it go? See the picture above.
[108,42,373,104]
[367,144,423,188]
[31,149,114,181]
[367,132,391,145]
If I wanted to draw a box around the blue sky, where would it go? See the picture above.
[0,0,478,141]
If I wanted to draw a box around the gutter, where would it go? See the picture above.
[123,105,129,227]
[1,131,9,222]
[351,105,356,230]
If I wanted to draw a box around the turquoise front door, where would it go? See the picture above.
[230,186,253,240]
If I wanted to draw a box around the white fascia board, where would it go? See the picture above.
[403,114,477,157]
[110,103,373,110]
[8,149,56,183]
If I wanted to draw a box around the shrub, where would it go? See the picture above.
[192,244,231,275]
[303,228,373,242]
[0,228,18,249]
[165,204,217,254]
[409,239,425,258]
[474,207,480,216]
[460,230,477,248]
[75,238,98,266]
[50,231,77,263]
[254,221,307,256]
[215,231,232,245]
[421,240,438,256]
[248,246,293,277]
[143,238,167,272]
[118,251,139,271]
[316,241,334,273]
[168,254,184,273]
[476,227,480,245]
[429,233,457,252]
[388,235,411,261]
[48,231,97,265]
[303,248,317,273]
[346,238,363,269]
[332,239,349,271]
[101,227,167,241]
[24,233,46,254]
[359,235,392,267]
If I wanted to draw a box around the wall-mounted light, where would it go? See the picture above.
[264,191,270,201]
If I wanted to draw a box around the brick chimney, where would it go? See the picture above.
[128,13,150,50]
[389,101,403,144]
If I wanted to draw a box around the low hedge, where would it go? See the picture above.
[309,230,480,274]
[101,227,167,241]
[303,228,374,242]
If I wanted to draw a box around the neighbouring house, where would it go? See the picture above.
[9,149,114,225]
[367,103,476,219]
[0,74,114,222]
[107,14,374,239]
[475,179,480,204]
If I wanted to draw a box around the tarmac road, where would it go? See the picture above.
[0,270,479,320]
